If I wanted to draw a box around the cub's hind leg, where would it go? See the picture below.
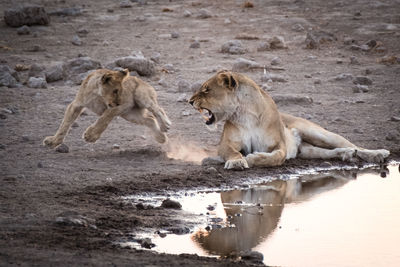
[43,101,84,148]
[121,108,167,143]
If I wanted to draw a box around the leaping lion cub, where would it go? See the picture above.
[43,69,171,148]
[189,70,390,170]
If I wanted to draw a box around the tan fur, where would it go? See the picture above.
[189,71,389,170]
[43,69,171,148]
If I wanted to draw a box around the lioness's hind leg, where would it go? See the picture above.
[146,103,171,133]
[356,149,390,163]
[121,108,167,143]
[299,143,357,162]
[43,101,84,148]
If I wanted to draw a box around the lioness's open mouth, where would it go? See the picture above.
[199,108,215,125]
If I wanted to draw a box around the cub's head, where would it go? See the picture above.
[189,70,239,125]
[101,69,129,108]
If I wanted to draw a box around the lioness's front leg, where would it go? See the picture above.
[219,142,248,170]
[43,101,84,148]
[83,105,128,143]
[245,147,286,168]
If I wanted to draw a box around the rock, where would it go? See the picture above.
[48,7,82,16]
[71,35,82,46]
[353,129,363,134]
[45,63,65,82]
[221,40,246,54]
[28,77,47,88]
[191,81,202,92]
[201,156,224,166]
[150,52,161,63]
[305,31,336,49]
[171,31,180,38]
[0,144,6,150]
[177,80,190,92]
[385,131,399,141]
[390,116,400,122]
[343,37,355,45]
[0,71,18,88]
[76,27,89,36]
[183,10,192,17]
[158,78,168,87]
[4,5,50,27]
[198,8,212,19]
[269,36,287,49]
[177,93,187,102]
[353,76,372,85]
[232,58,261,72]
[350,56,359,65]
[120,0,132,8]
[257,41,270,51]
[73,70,93,85]
[66,57,101,75]
[314,79,322,85]
[22,135,30,142]
[261,73,288,83]
[272,95,313,105]
[162,63,175,73]
[26,45,45,52]
[113,144,120,149]
[161,198,182,209]
[329,73,353,82]
[17,25,30,35]
[189,40,200,48]
[270,57,281,65]
[352,84,369,93]
[115,56,155,76]
[291,23,305,32]
[240,251,264,264]
[139,238,155,249]
[181,111,191,116]
[55,143,69,153]
[206,167,218,174]
[71,122,79,128]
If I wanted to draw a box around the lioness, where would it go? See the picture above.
[43,69,171,148]
[189,70,390,170]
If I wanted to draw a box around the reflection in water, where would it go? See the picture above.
[193,171,355,256]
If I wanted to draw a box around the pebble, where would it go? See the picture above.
[177,79,190,92]
[330,73,353,82]
[183,10,192,17]
[177,93,187,102]
[232,58,261,72]
[158,78,168,87]
[27,45,45,52]
[55,143,69,153]
[0,144,5,150]
[113,144,120,149]
[291,23,305,32]
[37,162,43,168]
[161,198,182,209]
[150,52,161,63]
[352,84,369,93]
[390,116,400,122]
[17,25,30,35]
[45,63,65,82]
[269,36,287,49]
[385,131,398,141]
[76,27,89,36]
[350,56,359,64]
[257,42,270,51]
[115,56,155,76]
[71,35,82,46]
[261,73,288,83]
[189,40,200,48]
[181,111,191,116]
[353,129,364,134]
[353,76,372,85]
[120,0,132,8]
[171,31,180,38]
[22,135,30,142]
[270,57,281,65]
[198,8,212,19]
[0,70,19,88]
[206,167,218,174]
[28,77,47,88]
[221,40,246,54]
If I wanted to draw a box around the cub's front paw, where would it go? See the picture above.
[43,136,62,148]
[224,158,249,170]
[83,126,101,143]
[160,118,172,133]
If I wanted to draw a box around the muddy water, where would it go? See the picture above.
[132,164,400,266]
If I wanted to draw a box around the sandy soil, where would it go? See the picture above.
[1,0,399,266]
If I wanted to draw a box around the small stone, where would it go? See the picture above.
[71,122,79,128]
[177,93,187,102]
[224,18,231,24]
[45,63,65,82]
[113,144,120,149]
[22,135,30,142]
[232,58,261,72]
[0,71,18,88]
[269,36,286,49]
[270,57,281,65]
[261,72,288,83]
[257,42,270,52]
[17,25,30,35]
[365,69,372,75]
[189,40,200,48]
[28,63,46,78]
[171,31,180,38]
[343,37,355,45]
[0,144,6,150]
[0,114,6,120]
[304,74,312,78]
[206,167,218,174]
[183,10,192,17]
[385,131,398,141]
[120,0,132,8]
[352,84,369,93]
[353,129,363,134]
[37,162,43,168]
[353,76,372,85]
[161,198,182,209]
[28,77,47,88]
[55,143,69,153]
[350,56,359,65]
[27,45,45,52]
[291,23,304,32]
[150,52,161,63]
[177,80,190,92]
[181,111,191,116]
[71,35,82,46]
[158,78,168,87]
[162,63,175,72]
[305,31,336,49]
[221,40,246,54]
[107,8,114,13]
[330,73,353,82]
[390,116,400,122]
[76,27,89,36]
[115,56,155,76]
[4,6,50,27]
[198,8,212,19]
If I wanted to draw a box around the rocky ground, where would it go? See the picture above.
[0,0,399,266]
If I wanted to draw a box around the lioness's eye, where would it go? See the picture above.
[113,89,118,94]
[204,87,210,93]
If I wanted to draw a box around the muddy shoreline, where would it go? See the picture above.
[1,0,400,266]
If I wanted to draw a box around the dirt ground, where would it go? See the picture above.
[1,0,399,266]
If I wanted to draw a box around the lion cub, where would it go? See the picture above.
[43,69,171,148]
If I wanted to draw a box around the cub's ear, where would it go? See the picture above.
[101,73,113,84]
[119,68,129,77]
[217,72,237,90]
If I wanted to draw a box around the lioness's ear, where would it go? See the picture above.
[101,73,113,84]
[119,68,129,77]
[218,72,237,90]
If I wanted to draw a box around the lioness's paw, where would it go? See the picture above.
[160,120,171,133]
[154,132,167,143]
[43,136,62,148]
[224,158,249,170]
[335,147,356,162]
[83,127,101,143]
[357,149,390,163]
